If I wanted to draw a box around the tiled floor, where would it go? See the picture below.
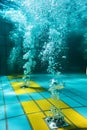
[0,74,87,130]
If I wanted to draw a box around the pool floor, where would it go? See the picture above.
[0,74,87,130]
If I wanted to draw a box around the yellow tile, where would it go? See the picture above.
[15,89,26,95]
[24,88,37,93]
[11,82,24,90]
[29,81,45,92]
[11,81,40,88]
[27,112,49,130]
[48,98,69,109]
[11,82,26,94]
[36,99,52,111]
[11,81,44,92]
[11,81,45,94]
[30,81,41,88]
[62,108,87,128]
[21,101,40,114]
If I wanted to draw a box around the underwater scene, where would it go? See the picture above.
[0,0,87,130]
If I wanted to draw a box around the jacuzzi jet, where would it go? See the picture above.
[20,85,29,88]
[20,76,30,88]
[45,115,69,129]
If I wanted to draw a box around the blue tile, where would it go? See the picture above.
[60,93,81,107]
[0,97,4,105]
[0,91,3,97]
[8,115,32,130]
[40,92,51,98]
[4,91,15,96]
[74,107,87,118]
[3,88,13,93]
[0,120,6,130]
[10,79,17,82]
[0,105,5,119]
[72,96,87,106]
[34,81,49,89]
[6,103,24,118]
[1,76,8,81]
[29,92,44,100]
[62,90,87,106]
[0,91,4,105]
[4,92,18,104]
[0,87,2,90]
[2,84,13,92]
[18,94,32,102]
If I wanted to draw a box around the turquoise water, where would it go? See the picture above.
[0,0,87,75]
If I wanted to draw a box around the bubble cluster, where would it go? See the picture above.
[0,0,87,76]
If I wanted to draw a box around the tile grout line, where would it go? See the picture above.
[9,78,33,130]
[1,77,9,130]
[23,87,48,116]
[20,80,77,129]
[37,89,78,129]
[25,86,76,129]
[8,77,83,129]
[38,88,87,128]
[61,90,86,106]
[19,84,51,130]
